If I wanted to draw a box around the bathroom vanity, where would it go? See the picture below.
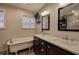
[33,34,79,55]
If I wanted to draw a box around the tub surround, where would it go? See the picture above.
[34,34,79,54]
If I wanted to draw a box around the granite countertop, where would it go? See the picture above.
[34,34,79,55]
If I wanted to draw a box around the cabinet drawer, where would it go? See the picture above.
[33,36,40,55]
[39,39,46,47]
[39,47,46,55]
[47,42,74,55]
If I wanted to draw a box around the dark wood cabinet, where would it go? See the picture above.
[33,36,40,55]
[47,42,74,55]
[47,42,59,55]
[39,47,46,55]
[33,37,47,55]
[33,36,74,55]
[39,39,47,48]
[39,39,47,55]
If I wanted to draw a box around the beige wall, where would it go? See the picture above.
[1,3,79,47]
[0,4,35,45]
[37,3,79,41]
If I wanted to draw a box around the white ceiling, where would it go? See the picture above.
[6,3,46,13]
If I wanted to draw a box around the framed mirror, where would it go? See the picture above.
[42,14,50,31]
[58,3,79,31]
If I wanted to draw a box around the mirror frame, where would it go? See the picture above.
[42,14,50,31]
[58,3,79,31]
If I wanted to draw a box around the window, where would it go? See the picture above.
[0,9,5,28]
[22,15,35,29]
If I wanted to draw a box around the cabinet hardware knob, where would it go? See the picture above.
[48,46,50,48]
[41,43,44,45]
[41,49,44,51]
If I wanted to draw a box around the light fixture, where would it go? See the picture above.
[72,20,75,23]
[72,10,79,20]
[76,20,79,22]
[40,11,49,16]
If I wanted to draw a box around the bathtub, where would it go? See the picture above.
[7,37,33,54]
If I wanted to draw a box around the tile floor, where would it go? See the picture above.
[0,48,35,55]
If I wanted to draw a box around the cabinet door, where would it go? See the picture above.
[39,39,47,48]
[55,47,74,55]
[39,39,47,55]
[47,42,74,55]
[33,36,40,55]
[39,47,46,55]
[47,43,59,55]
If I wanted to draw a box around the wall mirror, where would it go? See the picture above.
[58,3,79,31]
[42,14,50,31]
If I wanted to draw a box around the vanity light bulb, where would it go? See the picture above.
[44,11,47,14]
[72,10,75,13]
[41,11,49,16]
[73,20,75,23]
[41,13,43,15]
[76,20,78,22]
[41,12,45,16]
